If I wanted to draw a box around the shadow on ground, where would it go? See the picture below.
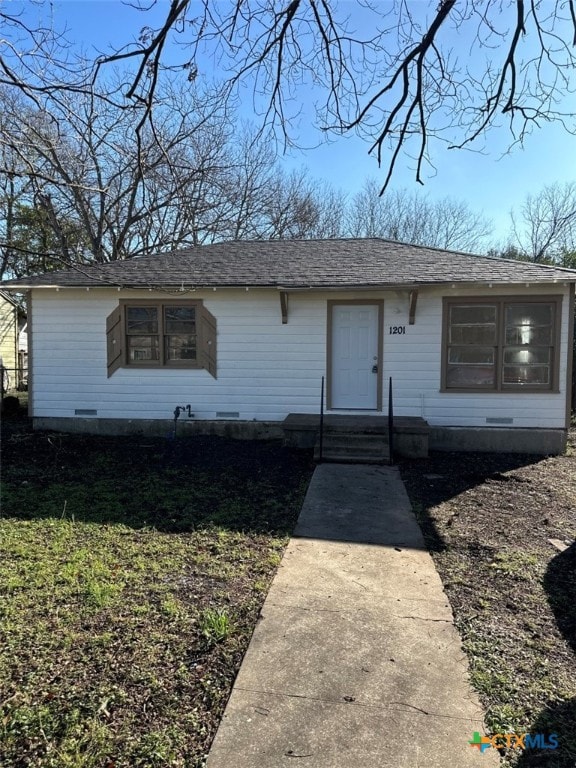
[545,542,576,656]
[515,543,576,767]
[399,450,547,552]
[515,697,576,767]
[1,426,314,535]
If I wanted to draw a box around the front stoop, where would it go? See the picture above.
[314,433,390,464]
[284,414,430,460]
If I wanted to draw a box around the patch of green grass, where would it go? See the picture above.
[199,608,233,646]
[161,596,183,618]
[488,550,541,579]
[485,704,526,735]
[0,431,312,767]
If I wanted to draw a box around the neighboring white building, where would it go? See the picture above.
[2,239,575,453]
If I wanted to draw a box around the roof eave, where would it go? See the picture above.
[3,276,576,291]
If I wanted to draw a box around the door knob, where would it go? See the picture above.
[372,364,378,373]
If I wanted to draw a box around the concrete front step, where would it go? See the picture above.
[283,414,429,458]
[314,434,390,464]
[318,454,391,465]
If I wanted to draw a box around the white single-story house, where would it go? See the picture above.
[2,238,575,454]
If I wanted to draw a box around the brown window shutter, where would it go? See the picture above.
[199,304,217,378]
[106,306,123,377]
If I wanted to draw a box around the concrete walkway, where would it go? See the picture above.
[206,464,497,767]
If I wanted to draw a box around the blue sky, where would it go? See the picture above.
[19,1,576,243]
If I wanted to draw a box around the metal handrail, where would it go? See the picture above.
[388,376,394,465]
[319,375,325,463]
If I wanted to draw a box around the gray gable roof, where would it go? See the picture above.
[2,238,576,289]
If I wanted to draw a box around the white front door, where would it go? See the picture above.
[330,304,380,409]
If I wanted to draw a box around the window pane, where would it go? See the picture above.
[503,365,550,385]
[506,304,552,326]
[447,365,495,387]
[126,307,158,334]
[166,334,197,361]
[450,325,497,344]
[128,336,159,361]
[505,304,552,345]
[164,306,196,333]
[505,326,552,345]
[449,305,497,345]
[448,347,495,364]
[503,348,550,365]
[450,305,497,325]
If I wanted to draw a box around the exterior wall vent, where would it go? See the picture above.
[75,409,98,416]
[216,411,240,419]
[486,417,513,425]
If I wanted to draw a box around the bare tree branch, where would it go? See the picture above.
[348,177,493,251]
[511,181,576,261]
[2,2,576,193]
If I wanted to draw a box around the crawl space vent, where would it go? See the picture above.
[216,411,240,419]
[485,417,513,425]
[75,409,98,416]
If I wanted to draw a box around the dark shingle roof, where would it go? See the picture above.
[2,238,576,289]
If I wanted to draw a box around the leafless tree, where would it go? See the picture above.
[348,178,492,252]
[0,83,347,277]
[0,144,27,279]
[0,82,239,268]
[0,83,230,264]
[2,2,575,193]
[510,182,576,262]
[249,169,347,241]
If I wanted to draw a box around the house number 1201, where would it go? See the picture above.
[389,326,406,335]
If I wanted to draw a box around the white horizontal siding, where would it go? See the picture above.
[380,287,570,429]
[30,285,571,428]
[31,289,327,421]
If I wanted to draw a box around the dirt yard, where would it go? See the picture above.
[1,408,574,767]
[400,428,576,767]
